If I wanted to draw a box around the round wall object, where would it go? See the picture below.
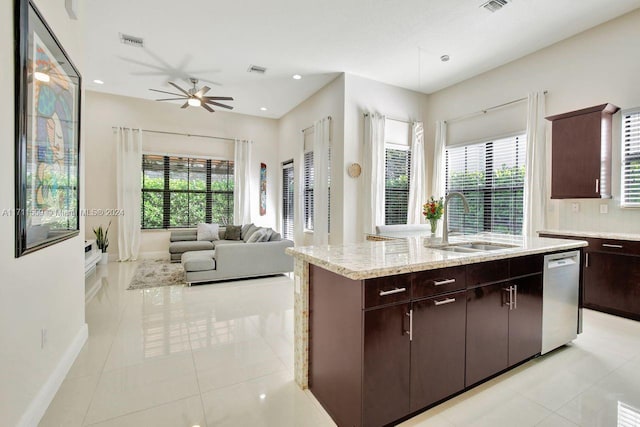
[347,163,362,178]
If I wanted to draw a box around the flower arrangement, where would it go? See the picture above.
[423,197,444,220]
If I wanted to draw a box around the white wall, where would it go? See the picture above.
[0,1,87,426]
[425,9,640,234]
[343,74,428,243]
[84,91,280,257]
[277,75,345,245]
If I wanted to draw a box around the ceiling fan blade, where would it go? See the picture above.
[204,96,233,101]
[205,100,234,110]
[194,86,211,98]
[202,103,215,113]
[149,88,186,97]
[169,81,190,96]
[181,101,189,109]
[155,98,187,101]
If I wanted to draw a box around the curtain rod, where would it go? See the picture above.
[445,91,548,124]
[112,127,237,142]
[301,116,333,133]
[363,113,414,125]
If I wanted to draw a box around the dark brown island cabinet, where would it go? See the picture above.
[546,103,620,199]
[308,254,549,427]
[540,233,640,321]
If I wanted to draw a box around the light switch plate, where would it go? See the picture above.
[571,203,580,213]
[600,204,608,214]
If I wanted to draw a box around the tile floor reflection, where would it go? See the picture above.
[40,261,640,426]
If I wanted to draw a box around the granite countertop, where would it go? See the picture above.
[539,229,640,242]
[286,233,587,280]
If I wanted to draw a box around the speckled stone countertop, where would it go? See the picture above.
[539,229,640,242]
[286,233,587,280]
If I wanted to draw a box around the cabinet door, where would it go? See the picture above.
[410,291,466,412]
[465,283,510,386]
[363,303,411,427]
[508,274,543,366]
[584,252,640,319]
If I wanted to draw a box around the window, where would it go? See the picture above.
[384,146,411,225]
[303,150,330,231]
[141,154,234,229]
[622,109,640,207]
[445,133,526,235]
[282,160,294,239]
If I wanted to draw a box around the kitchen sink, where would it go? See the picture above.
[434,241,518,253]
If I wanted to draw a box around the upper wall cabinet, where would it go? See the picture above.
[546,103,620,199]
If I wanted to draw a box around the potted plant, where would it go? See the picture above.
[93,221,111,265]
[423,197,444,234]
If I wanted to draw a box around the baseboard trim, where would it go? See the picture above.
[18,323,89,427]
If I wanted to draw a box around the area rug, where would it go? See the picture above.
[127,259,186,290]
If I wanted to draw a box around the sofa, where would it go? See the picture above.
[169,226,294,285]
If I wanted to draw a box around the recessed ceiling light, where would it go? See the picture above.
[440,55,450,62]
[292,74,302,80]
[259,393,266,399]
[34,71,50,83]
[260,107,268,111]
[93,79,104,85]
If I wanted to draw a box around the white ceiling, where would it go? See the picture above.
[84,0,640,119]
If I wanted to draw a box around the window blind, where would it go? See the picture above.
[384,146,411,225]
[282,161,294,239]
[141,154,234,229]
[445,134,526,235]
[622,109,640,207]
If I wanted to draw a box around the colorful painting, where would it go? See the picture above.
[260,163,267,216]
[15,0,81,256]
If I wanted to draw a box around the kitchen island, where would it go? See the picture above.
[286,233,587,427]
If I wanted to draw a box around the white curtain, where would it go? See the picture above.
[293,131,306,245]
[115,127,142,261]
[523,91,547,236]
[313,118,331,246]
[363,113,386,234]
[233,139,252,225]
[408,122,426,224]
[432,120,447,200]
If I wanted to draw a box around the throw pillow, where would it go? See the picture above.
[242,224,259,243]
[224,225,242,240]
[197,223,220,241]
[240,223,254,240]
[261,228,274,242]
[247,228,266,243]
[269,232,282,241]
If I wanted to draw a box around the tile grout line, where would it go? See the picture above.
[184,302,210,427]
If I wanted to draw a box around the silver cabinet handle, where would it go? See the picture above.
[379,287,406,296]
[405,310,413,341]
[585,252,589,268]
[434,297,456,306]
[602,243,623,249]
[513,285,518,310]
[503,286,513,310]
[595,178,599,193]
[433,278,456,286]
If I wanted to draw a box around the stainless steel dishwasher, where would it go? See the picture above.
[542,250,581,355]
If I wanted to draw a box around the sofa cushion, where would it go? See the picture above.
[242,224,259,242]
[182,250,216,272]
[212,239,239,248]
[225,225,242,240]
[240,223,254,240]
[169,240,214,254]
[170,230,197,242]
[247,228,266,243]
[197,223,220,241]
[262,227,274,241]
[269,232,282,241]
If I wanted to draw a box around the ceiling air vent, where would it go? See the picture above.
[481,0,509,13]
[247,65,267,74]
[119,33,144,48]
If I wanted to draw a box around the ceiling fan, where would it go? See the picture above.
[149,78,234,113]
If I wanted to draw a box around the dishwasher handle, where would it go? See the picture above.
[548,257,577,269]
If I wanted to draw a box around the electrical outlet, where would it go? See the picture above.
[600,204,608,214]
[571,203,580,213]
[41,328,47,349]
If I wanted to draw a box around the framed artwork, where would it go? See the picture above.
[259,163,267,216]
[15,0,82,257]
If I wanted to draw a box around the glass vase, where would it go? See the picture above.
[429,218,438,234]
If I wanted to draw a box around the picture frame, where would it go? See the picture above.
[14,0,82,257]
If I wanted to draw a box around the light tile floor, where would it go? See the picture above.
[40,261,640,426]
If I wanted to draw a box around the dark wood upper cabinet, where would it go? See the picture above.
[546,103,620,199]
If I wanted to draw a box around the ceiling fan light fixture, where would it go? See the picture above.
[188,98,201,107]
[34,71,50,82]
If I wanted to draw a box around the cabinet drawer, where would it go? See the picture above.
[589,238,640,256]
[413,266,466,299]
[364,274,411,308]
[466,259,509,288]
[510,254,543,277]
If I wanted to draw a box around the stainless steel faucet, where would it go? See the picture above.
[442,192,470,245]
